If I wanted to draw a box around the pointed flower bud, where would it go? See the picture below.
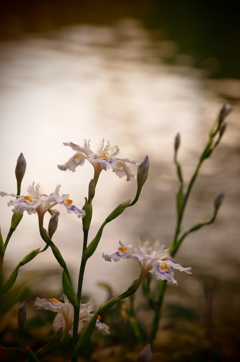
[174,133,181,153]
[15,153,27,195]
[88,179,95,202]
[18,301,27,331]
[214,190,225,212]
[19,248,41,266]
[82,198,93,232]
[137,155,149,189]
[138,344,154,362]
[219,122,227,139]
[48,210,59,239]
[218,104,232,126]
[106,200,131,222]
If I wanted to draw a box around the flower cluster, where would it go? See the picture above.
[0,182,85,218]
[58,139,138,181]
[34,294,109,336]
[103,241,191,285]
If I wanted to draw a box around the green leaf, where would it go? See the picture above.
[74,310,99,356]
[0,227,4,255]
[62,270,78,307]
[177,184,184,213]
[1,266,19,295]
[0,248,40,295]
[10,212,23,231]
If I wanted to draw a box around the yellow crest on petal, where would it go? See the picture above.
[23,195,34,202]
[49,298,61,305]
[64,199,73,205]
[99,154,110,160]
[118,247,133,254]
[160,262,169,270]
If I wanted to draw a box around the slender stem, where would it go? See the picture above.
[38,214,72,282]
[4,229,14,251]
[173,161,202,246]
[72,229,89,361]
[148,281,167,343]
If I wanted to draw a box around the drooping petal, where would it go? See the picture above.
[0,191,16,197]
[34,297,65,313]
[58,153,86,172]
[151,260,178,285]
[95,317,110,335]
[166,260,192,274]
[102,242,134,262]
[8,196,42,215]
[60,198,86,218]
[113,160,136,181]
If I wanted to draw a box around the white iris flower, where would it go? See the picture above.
[58,139,138,183]
[34,294,109,336]
[103,241,191,285]
[0,182,85,218]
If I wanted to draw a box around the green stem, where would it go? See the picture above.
[75,270,145,356]
[38,215,71,283]
[171,212,217,257]
[173,161,202,247]
[72,230,89,361]
[22,347,39,362]
[148,281,167,343]
[128,296,142,344]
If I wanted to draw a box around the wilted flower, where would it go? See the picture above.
[0,182,85,219]
[34,294,109,336]
[58,139,138,184]
[103,241,191,285]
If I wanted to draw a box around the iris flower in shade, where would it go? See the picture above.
[0,182,85,219]
[34,295,110,336]
[58,139,138,184]
[103,241,191,285]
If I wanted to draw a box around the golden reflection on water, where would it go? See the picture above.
[0,20,239,304]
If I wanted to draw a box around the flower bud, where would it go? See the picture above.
[219,122,227,139]
[15,153,26,195]
[137,155,149,189]
[214,190,225,212]
[88,179,95,202]
[174,133,181,153]
[18,301,27,331]
[218,104,232,126]
[19,248,41,266]
[82,198,93,231]
[62,270,78,307]
[10,212,23,232]
[106,200,131,222]
[138,344,153,362]
[48,211,59,239]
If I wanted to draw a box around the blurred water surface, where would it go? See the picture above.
[0,20,239,307]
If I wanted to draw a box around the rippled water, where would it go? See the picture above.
[0,20,240,305]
